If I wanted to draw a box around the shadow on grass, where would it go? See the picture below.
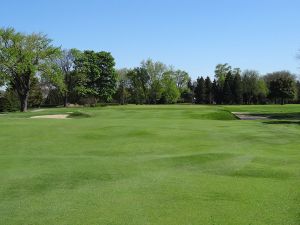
[263,121,300,125]
[252,112,300,120]
[68,111,92,119]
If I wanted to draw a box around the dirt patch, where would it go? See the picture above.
[31,114,70,119]
[232,112,269,120]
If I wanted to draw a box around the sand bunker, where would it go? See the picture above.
[31,114,70,119]
[31,109,46,112]
[232,112,269,120]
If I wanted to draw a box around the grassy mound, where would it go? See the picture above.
[68,111,92,118]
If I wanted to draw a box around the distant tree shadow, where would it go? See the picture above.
[251,112,300,120]
[263,121,300,125]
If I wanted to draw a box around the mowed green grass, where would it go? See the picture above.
[0,105,300,225]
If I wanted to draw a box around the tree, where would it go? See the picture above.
[28,77,43,108]
[265,71,296,104]
[268,78,295,104]
[212,79,219,104]
[296,81,300,103]
[256,78,268,104]
[0,88,19,112]
[223,72,234,104]
[194,77,205,104]
[160,71,180,104]
[127,68,149,104]
[204,77,212,104]
[115,68,130,105]
[75,50,117,103]
[55,49,82,106]
[173,70,190,91]
[141,59,166,104]
[214,63,232,87]
[242,70,260,104]
[232,73,243,104]
[0,28,60,111]
[186,78,195,103]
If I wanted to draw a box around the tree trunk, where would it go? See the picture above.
[20,92,29,112]
[63,92,68,107]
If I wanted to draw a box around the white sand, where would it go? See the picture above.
[30,114,70,119]
[232,112,268,120]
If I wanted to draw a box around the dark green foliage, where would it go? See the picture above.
[232,73,243,104]
[75,51,117,103]
[265,71,296,104]
[204,77,212,104]
[0,28,61,112]
[44,88,64,106]
[68,111,92,118]
[127,68,150,104]
[212,79,220,104]
[269,77,295,104]
[28,77,43,108]
[296,81,300,103]
[186,78,195,103]
[223,77,233,104]
[0,89,20,112]
[194,77,205,104]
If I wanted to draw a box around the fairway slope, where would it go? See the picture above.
[1,105,300,225]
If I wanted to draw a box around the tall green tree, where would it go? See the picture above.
[56,49,83,106]
[115,68,130,105]
[195,77,205,104]
[242,70,260,104]
[265,71,296,104]
[173,70,190,92]
[160,71,180,104]
[186,78,195,103]
[232,73,243,104]
[256,78,268,103]
[223,72,234,104]
[214,63,232,87]
[141,59,166,104]
[127,68,149,104]
[28,77,43,108]
[75,51,117,103]
[204,76,212,104]
[212,79,219,104]
[0,28,60,111]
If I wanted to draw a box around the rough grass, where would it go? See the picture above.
[0,105,300,225]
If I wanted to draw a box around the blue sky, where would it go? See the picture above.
[1,0,300,79]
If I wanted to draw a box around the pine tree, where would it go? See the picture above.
[232,73,243,104]
[213,79,224,104]
[223,73,233,104]
[204,76,212,104]
[195,77,205,104]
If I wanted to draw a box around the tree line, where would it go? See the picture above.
[0,28,300,112]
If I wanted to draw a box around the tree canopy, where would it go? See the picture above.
[1,26,300,111]
[0,28,60,111]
